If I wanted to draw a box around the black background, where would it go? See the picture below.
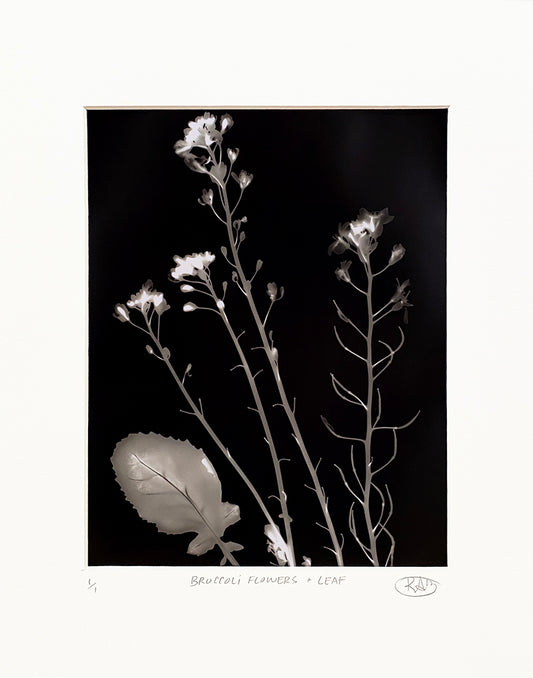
[88,109,447,567]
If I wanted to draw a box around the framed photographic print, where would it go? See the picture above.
[88,108,447,568]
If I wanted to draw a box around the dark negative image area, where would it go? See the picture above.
[88,108,447,566]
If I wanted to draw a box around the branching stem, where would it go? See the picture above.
[142,319,281,553]
[331,245,417,566]
[216,187,297,567]
[363,257,380,566]
[212,285,297,567]
[217,177,344,566]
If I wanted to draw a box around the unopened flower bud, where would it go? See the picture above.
[267,282,278,301]
[227,148,239,163]
[145,345,154,355]
[220,114,233,132]
[183,302,198,312]
[114,303,130,322]
[216,299,225,310]
[389,244,406,266]
[180,284,194,293]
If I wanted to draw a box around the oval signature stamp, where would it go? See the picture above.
[395,576,439,597]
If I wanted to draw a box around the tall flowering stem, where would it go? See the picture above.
[174,114,295,565]
[173,265,296,566]
[175,112,344,565]
[326,209,419,566]
[114,281,282,564]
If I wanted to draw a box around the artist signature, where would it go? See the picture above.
[395,576,439,597]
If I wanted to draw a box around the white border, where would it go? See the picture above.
[3,1,533,676]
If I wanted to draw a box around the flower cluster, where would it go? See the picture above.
[328,208,394,262]
[174,113,254,195]
[329,203,417,565]
[114,280,170,322]
[174,112,233,158]
[173,112,233,180]
[170,252,216,282]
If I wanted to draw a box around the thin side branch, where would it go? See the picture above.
[375,484,394,538]
[321,416,365,443]
[373,387,382,426]
[331,373,367,409]
[348,280,366,295]
[382,525,395,566]
[373,262,391,277]
[371,481,386,533]
[350,446,365,494]
[372,428,398,476]
[334,326,366,362]
[334,463,364,505]
[373,409,420,432]
[373,307,395,325]
[349,504,374,564]
[209,203,227,225]
[262,300,275,327]
[373,326,405,374]
[332,300,366,340]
